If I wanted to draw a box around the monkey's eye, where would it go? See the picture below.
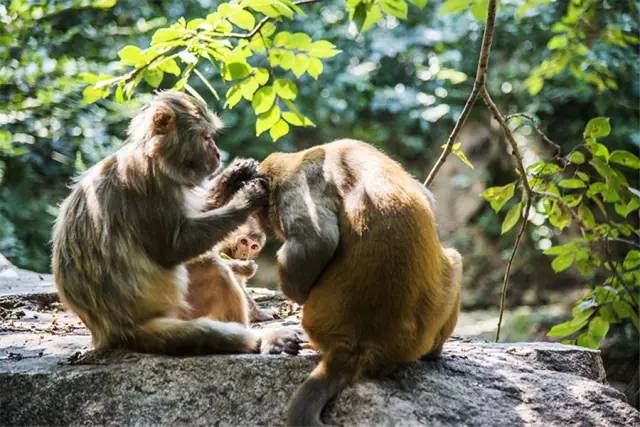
[251,244,259,250]
[240,238,248,245]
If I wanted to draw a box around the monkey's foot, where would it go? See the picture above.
[257,327,303,355]
[250,306,279,323]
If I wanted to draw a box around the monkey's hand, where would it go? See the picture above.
[205,158,261,209]
[228,178,269,212]
[228,259,258,279]
[257,327,303,355]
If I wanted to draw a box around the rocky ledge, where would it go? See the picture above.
[1,264,638,426]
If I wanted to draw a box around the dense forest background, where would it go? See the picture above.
[0,0,638,404]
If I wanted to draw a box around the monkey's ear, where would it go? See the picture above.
[151,105,175,135]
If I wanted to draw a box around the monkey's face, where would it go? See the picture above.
[141,91,224,185]
[231,233,265,260]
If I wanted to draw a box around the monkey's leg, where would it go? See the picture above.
[242,286,278,322]
[130,317,259,355]
[423,248,463,360]
[130,316,301,356]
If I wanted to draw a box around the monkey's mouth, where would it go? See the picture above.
[203,135,220,162]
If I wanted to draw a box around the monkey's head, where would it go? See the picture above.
[233,218,266,260]
[220,217,266,260]
[131,91,224,186]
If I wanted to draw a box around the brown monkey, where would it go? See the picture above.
[184,217,275,324]
[217,217,279,322]
[52,91,300,356]
[257,139,462,425]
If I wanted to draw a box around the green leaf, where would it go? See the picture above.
[588,317,609,340]
[143,69,163,88]
[380,0,408,19]
[225,85,243,108]
[82,85,108,104]
[568,151,585,165]
[274,79,297,100]
[361,5,383,32]
[307,57,323,79]
[577,332,600,349]
[585,141,609,161]
[613,300,635,319]
[256,105,281,136]
[501,202,522,234]
[551,253,575,272]
[544,242,579,256]
[440,0,469,15]
[151,28,181,45]
[583,117,611,139]
[470,0,488,22]
[223,62,252,81]
[282,111,313,127]
[309,41,340,58]
[578,204,596,228]
[548,311,592,337]
[118,45,144,66]
[269,119,290,141]
[481,183,516,213]
[547,35,568,50]
[623,250,640,270]
[228,9,256,30]
[447,143,474,169]
[158,58,181,76]
[254,68,270,85]
[558,179,586,189]
[286,33,312,49]
[409,0,428,8]
[251,86,276,115]
[609,150,640,169]
[292,54,311,78]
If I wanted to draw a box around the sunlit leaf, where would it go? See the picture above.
[501,202,522,234]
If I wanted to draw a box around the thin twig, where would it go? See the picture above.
[495,196,532,342]
[481,88,533,198]
[424,0,498,187]
[505,113,563,160]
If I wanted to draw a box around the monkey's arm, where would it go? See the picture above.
[227,259,258,279]
[276,187,340,305]
[205,159,260,210]
[153,180,267,267]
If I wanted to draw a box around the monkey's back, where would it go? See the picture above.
[297,140,456,375]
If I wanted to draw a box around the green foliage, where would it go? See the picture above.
[523,0,639,95]
[486,117,640,348]
[82,0,347,141]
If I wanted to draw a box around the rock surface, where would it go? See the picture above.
[1,268,639,426]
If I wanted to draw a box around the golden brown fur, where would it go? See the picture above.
[257,139,462,425]
[184,207,277,323]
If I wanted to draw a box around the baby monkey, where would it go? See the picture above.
[185,216,277,323]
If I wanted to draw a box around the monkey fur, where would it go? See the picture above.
[52,91,300,356]
[257,139,462,425]
[184,216,277,323]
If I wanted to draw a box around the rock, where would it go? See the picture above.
[1,269,638,426]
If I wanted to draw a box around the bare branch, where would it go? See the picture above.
[495,197,532,342]
[424,0,499,187]
[481,88,533,199]
[505,113,563,161]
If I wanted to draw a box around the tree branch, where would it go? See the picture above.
[424,0,498,186]
[495,197,532,342]
[505,112,564,161]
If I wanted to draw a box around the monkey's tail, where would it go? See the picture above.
[287,355,352,426]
